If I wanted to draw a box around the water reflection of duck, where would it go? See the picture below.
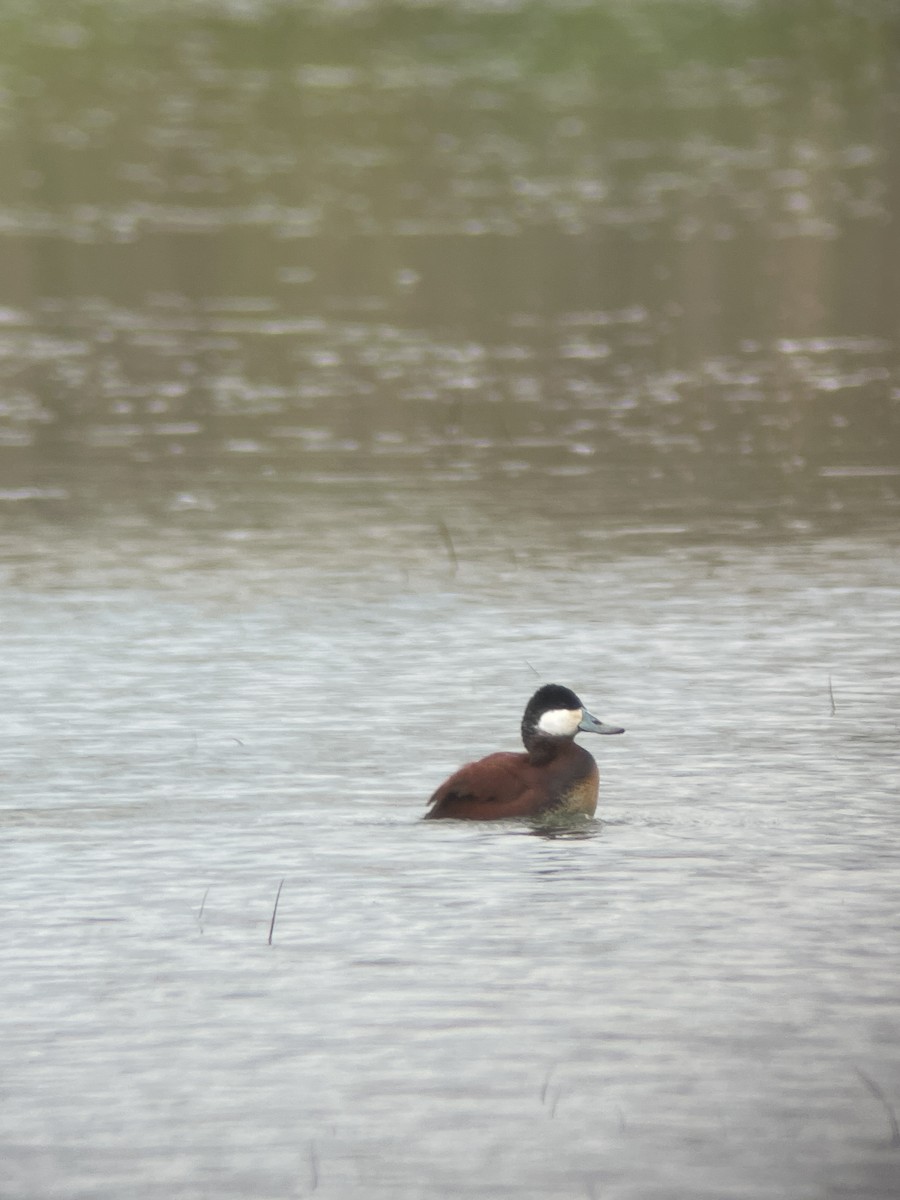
[425,684,624,821]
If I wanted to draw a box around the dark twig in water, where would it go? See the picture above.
[525,660,541,679]
[309,1141,319,1191]
[436,519,459,577]
[828,674,836,716]
[267,878,285,946]
[197,885,210,930]
[855,1066,900,1146]
[539,1066,562,1117]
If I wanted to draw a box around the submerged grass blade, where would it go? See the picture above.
[855,1066,900,1146]
[268,878,285,946]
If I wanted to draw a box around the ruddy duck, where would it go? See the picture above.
[425,683,624,821]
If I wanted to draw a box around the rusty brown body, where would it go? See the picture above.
[425,738,600,821]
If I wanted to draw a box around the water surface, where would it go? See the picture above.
[2,3,900,1198]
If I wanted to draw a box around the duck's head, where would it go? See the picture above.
[521,683,625,750]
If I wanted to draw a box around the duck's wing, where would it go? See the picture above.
[424,752,535,820]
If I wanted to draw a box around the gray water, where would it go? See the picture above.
[3,2,900,1199]
[4,520,900,1200]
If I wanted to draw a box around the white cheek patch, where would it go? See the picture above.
[537,708,582,737]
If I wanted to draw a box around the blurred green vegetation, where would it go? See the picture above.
[0,0,897,526]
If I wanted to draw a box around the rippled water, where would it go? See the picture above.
[4,522,900,1200]
[3,2,900,1198]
